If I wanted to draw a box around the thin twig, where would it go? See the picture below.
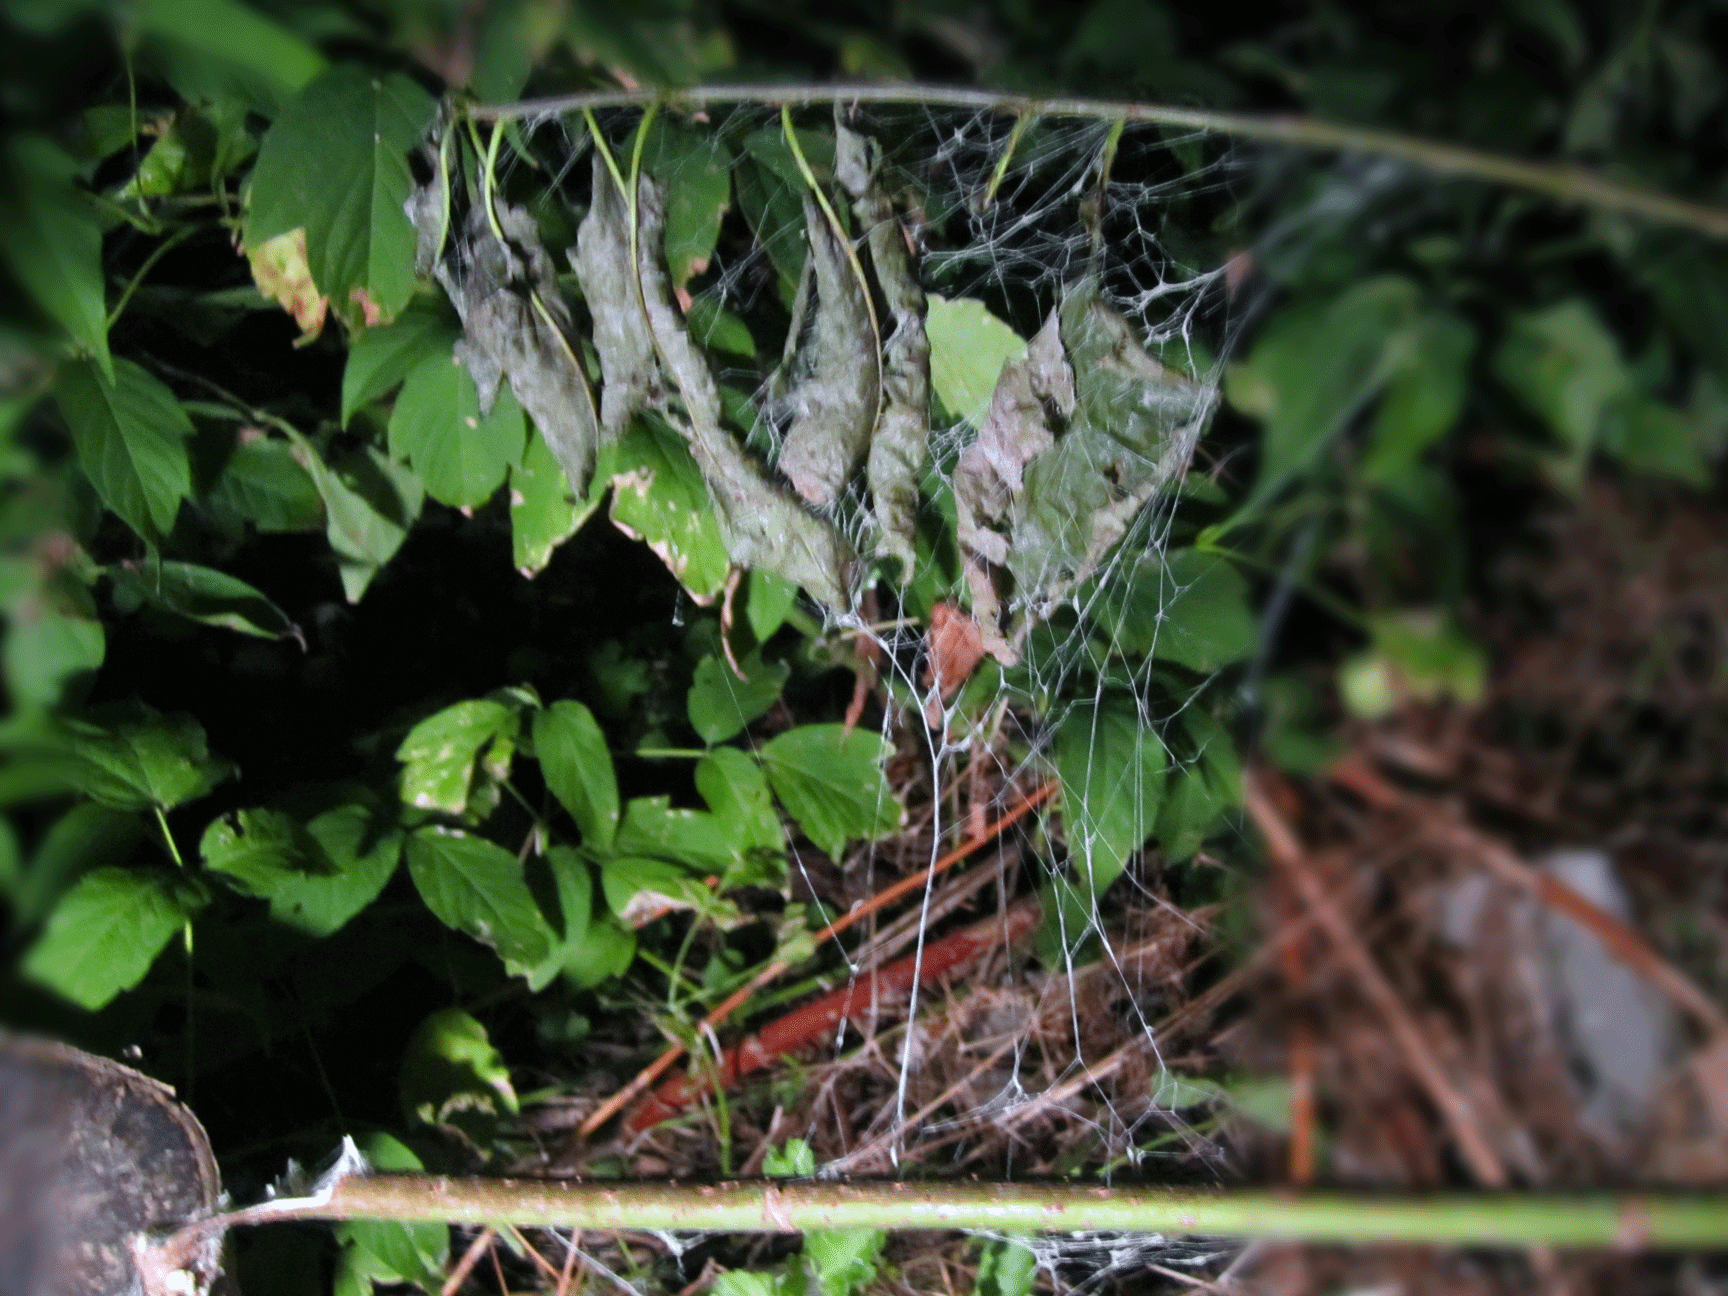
[466,83,1728,240]
[574,781,1057,1139]
[442,1227,496,1296]
[1244,769,1509,1188]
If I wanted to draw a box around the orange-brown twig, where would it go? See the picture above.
[574,780,1058,1140]
[441,1227,496,1296]
[1245,769,1509,1188]
[626,899,1043,1131]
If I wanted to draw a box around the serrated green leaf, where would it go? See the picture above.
[1056,692,1167,899]
[56,358,193,539]
[605,416,730,603]
[1098,549,1256,672]
[926,294,1025,425]
[109,559,293,638]
[342,300,461,425]
[205,435,323,533]
[687,649,788,744]
[38,701,234,811]
[0,136,110,380]
[804,1227,886,1296]
[246,68,436,326]
[22,866,203,1010]
[12,803,144,930]
[641,117,734,289]
[136,0,325,116]
[3,598,104,709]
[695,747,783,859]
[396,698,517,816]
[759,724,901,861]
[335,1133,446,1291]
[388,349,526,508]
[531,699,617,849]
[1155,707,1241,863]
[291,437,422,602]
[406,826,556,977]
[201,804,400,937]
[511,425,602,576]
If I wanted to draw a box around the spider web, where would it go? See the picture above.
[483,98,1259,1292]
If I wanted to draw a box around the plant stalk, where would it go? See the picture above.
[467,82,1728,240]
[225,1176,1728,1250]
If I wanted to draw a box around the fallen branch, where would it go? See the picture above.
[575,781,1057,1139]
[467,84,1728,241]
[189,1177,1728,1249]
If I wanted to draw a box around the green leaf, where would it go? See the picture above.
[804,1228,886,1296]
[388,349,526,508]
[926,294,1026,425]
[406,825,556,977]
[1098,549,1257,672]
[1364,311,1476,483]
[205,435,323,533]
[398,1006,517,1148]
[135,0,326,116]
[1599,396,1710,486]
[1056,692,1167,898]
[342,300,460,425]
[0,137,110,379]
[335,1134,447,1292]
[687,649,789,744]
[0,817,17,897]
[641,118,735,289]
[530,844,595,990]
[108,559,293,638]
[695,747,783,859]
[396,698,518,817]
[1231,276,1423,497]
[470,0,535,101]
[202,804,400,937]
[40,701,234,811]
[292,437,423,602]
[532,700,618,849]
[1492,298,1630,472]
[246,68,436,326]
[511,425,602,576]
[600,853,715,920]
[11,803,144,930]
[973,1239,1038,1296]
[760,724,901,861]
[763,1137,817,1177]
[604,416,730,602]
[745,570,799,642]
[3,599,104,710]
[687,295,756,358]
[23,866,204,1010]
[1155,707,1241,863]
[56,358,193,539]
[558,910,636,989]
[614,795,734,869]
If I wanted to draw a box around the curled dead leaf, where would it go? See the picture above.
[245,228,327,344]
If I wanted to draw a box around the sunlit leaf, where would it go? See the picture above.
[23,867,204,1010]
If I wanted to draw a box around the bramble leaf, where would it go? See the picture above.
[760,724,901,861]
[55,359,193,540]
[23,867,204,1010]
[532,700,618,849]
[405,826,556,978]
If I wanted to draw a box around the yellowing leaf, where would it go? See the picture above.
[245,227,327,343]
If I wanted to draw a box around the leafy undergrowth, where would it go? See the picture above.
[4,3,1728,1296]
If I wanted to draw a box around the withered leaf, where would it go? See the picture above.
[628,174,857,611]
[837,123,930,573]
[570,152,661,440]
[405,166,602,497]
[953,306,1073,662]
[774,194,879,507]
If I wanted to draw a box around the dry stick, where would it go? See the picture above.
[230,1175,1728,1248]
[1326,758,1728,1039]
[1242,770,1509,1189]
[576,781,1058,1139]
[441,1227,497,1296]
[467,83,1728,241]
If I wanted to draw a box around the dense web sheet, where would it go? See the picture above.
[454,98,1256,1290]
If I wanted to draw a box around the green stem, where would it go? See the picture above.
[631,747,708,760]
[154,804,186,869]
[470,83,1728,240]
[215,1178,1728,1249]
[107,225,195,331]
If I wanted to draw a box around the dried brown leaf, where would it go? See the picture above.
[775,195,879,506]
[570,153,662,440]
